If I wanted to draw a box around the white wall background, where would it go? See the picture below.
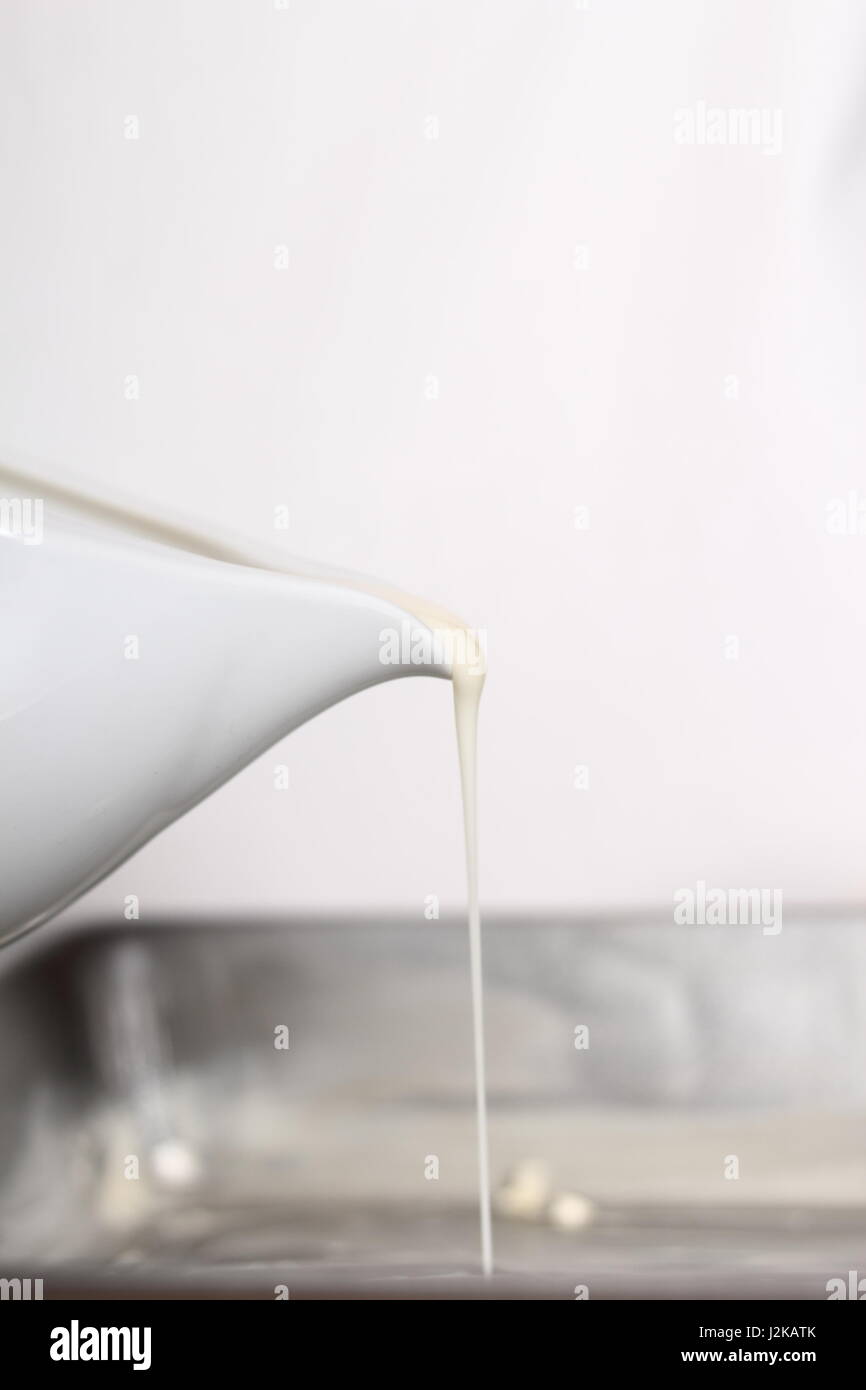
[3,0,866,918]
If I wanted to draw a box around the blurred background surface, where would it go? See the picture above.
[1,914,865,1297]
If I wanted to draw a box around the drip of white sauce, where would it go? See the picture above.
[380,590,492,1277]
[451,657,492,1277]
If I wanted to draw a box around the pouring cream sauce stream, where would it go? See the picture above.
[0,463,494,1277]
[451,654,492,1277]
[376,591,492,1279]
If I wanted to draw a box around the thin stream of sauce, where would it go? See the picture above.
[452,662,493,1277]
[1,462,494,1276]
[385,589,492,1277]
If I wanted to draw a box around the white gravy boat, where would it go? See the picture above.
[0,462,451,945]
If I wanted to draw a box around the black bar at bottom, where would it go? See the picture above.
[0,1297,860,1374]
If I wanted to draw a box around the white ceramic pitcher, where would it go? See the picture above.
[0,463,450,945]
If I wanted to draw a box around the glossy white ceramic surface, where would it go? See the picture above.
[0,499,448,944]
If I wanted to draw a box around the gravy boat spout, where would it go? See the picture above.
[0,478,451,945]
